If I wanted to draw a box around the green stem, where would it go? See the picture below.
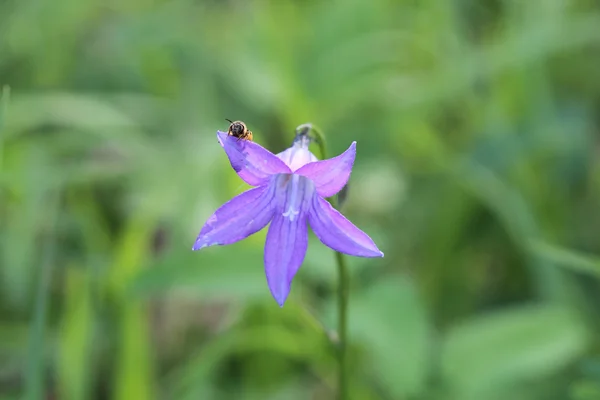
[295,123,348,400]
[335,250,349,400]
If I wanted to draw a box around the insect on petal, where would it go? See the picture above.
[308,195,383,258]
[264,213,309,307]
[217,131,291,186]
[295,142,356,198]
[193,184,276,250]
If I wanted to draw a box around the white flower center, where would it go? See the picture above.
[274,174,315,221]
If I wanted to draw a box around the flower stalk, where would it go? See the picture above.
[335,250,349,400]
[295,124,349,400]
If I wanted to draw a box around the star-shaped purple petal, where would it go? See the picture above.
[296,142,356,198]
[193,131,383,306]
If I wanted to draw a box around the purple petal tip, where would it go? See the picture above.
[192,240,210,251]
[270,289,289,307]
[216,131,227,145]
[269,283,291,307]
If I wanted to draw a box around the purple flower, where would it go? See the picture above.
[193,131,383,306]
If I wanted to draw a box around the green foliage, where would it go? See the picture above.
[1,0,600,398]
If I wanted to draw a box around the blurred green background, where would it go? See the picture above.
[2,0,600,399]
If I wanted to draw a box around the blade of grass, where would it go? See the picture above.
[24,192,59,400]
[57,267,94,400]
[109,212,157,400]
[529,241,600,279]
[0,85,9,171]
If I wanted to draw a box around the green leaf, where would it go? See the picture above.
[570,380,600,400]
[441,304,589,394]
[170,322,334,400]
[129,243,268,302]
[349,277,431,397]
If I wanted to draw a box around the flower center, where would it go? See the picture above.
[274,174,315,221]
[276,140,318,171]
